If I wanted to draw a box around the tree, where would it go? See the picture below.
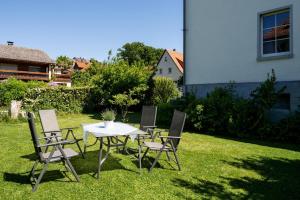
[152,77,181,104]
[117,42,164,66]
[56,56,73,70]
[71,58,104,86]
[92,61,152,109]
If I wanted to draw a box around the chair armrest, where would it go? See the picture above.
[38,135,61,140]
[159,136,181,139]
[38,140,74,148]
[61,127,79,131]
[41,130,61,134]
[141,125,157,128]
[156,129,169,133]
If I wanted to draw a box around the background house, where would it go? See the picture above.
[0,42,54,81]
[73,57,90,71]
[155,49,184,82]
[184,0,300,114]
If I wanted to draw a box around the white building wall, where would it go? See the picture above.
[185,0,300,85]
[155,51,182,81]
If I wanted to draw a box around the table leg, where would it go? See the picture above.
[97,137,111,179]
[138,135,142,173]
[122,136,129,153]
[84,143,86,154]
[97,137,103,179]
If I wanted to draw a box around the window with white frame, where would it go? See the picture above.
[259,8,291,58]
[168,68,172,74]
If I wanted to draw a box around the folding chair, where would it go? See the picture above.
[38,109,84,158]
[122,106,157,152]
[27,112,80,192]
[142,110,186,172]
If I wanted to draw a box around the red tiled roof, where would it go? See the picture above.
[73,57,90,70]
[75,61,90,70]
[166,50,184,73]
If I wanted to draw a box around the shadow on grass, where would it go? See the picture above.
[17,148,135,185]
[72,149,137,175]
[209,134,300,153]
[3,170,65,185]
[173,157,300,200]
[173,177,240,200]
[222,157,300,200]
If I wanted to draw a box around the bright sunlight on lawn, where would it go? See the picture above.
[1,113,300,200]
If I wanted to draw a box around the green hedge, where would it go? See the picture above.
[0,78,47,106]
[22,87,92,113]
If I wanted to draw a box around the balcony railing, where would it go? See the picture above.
[0,70,49,81]
[52,73,71,83]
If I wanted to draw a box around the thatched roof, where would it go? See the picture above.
[0,44,54,64]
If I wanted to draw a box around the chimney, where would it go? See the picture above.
[7,41,14,46]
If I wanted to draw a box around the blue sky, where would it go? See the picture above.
[0,0,183,61]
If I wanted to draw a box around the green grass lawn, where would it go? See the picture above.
[1,113,300,200]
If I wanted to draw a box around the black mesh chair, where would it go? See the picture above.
[139,105,157,140]
[142,110,186,172]
[122,106,157,152]
[27,112,80,192]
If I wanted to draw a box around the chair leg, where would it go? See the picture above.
[141,147,149,161]
[29,160,39,179]
[69,130,85,159]
[76,141,85,159]
[32,162,49,192]
[58,145,80,182]
[64,158,80,182]
[169,140,181,171]
[172,151,181,171]
[62,160,71,173]
[149,149,164,172]
[166,151,171,161]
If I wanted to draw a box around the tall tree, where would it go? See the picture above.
[56,56,73,70]
[117,42,164,66]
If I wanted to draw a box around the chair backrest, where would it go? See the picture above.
[168,110,186,149]
[140,106,157,131]
[27,112,43,161]
[38,109,61,137]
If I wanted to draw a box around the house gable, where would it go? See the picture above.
[155,50,183,81]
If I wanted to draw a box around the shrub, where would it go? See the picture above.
[71,71,93,87]
[109,92,140,122]
[0,78,46,106]
[152,77,181,105]
[187,70,287,139]
[230,70,285,137]
[23,87,92,113]
[191,86,236,134]
[274,112,300,143]
[71,59,104,87]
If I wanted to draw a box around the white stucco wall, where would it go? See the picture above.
[155,51,183,81]
[185,0,300,85]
